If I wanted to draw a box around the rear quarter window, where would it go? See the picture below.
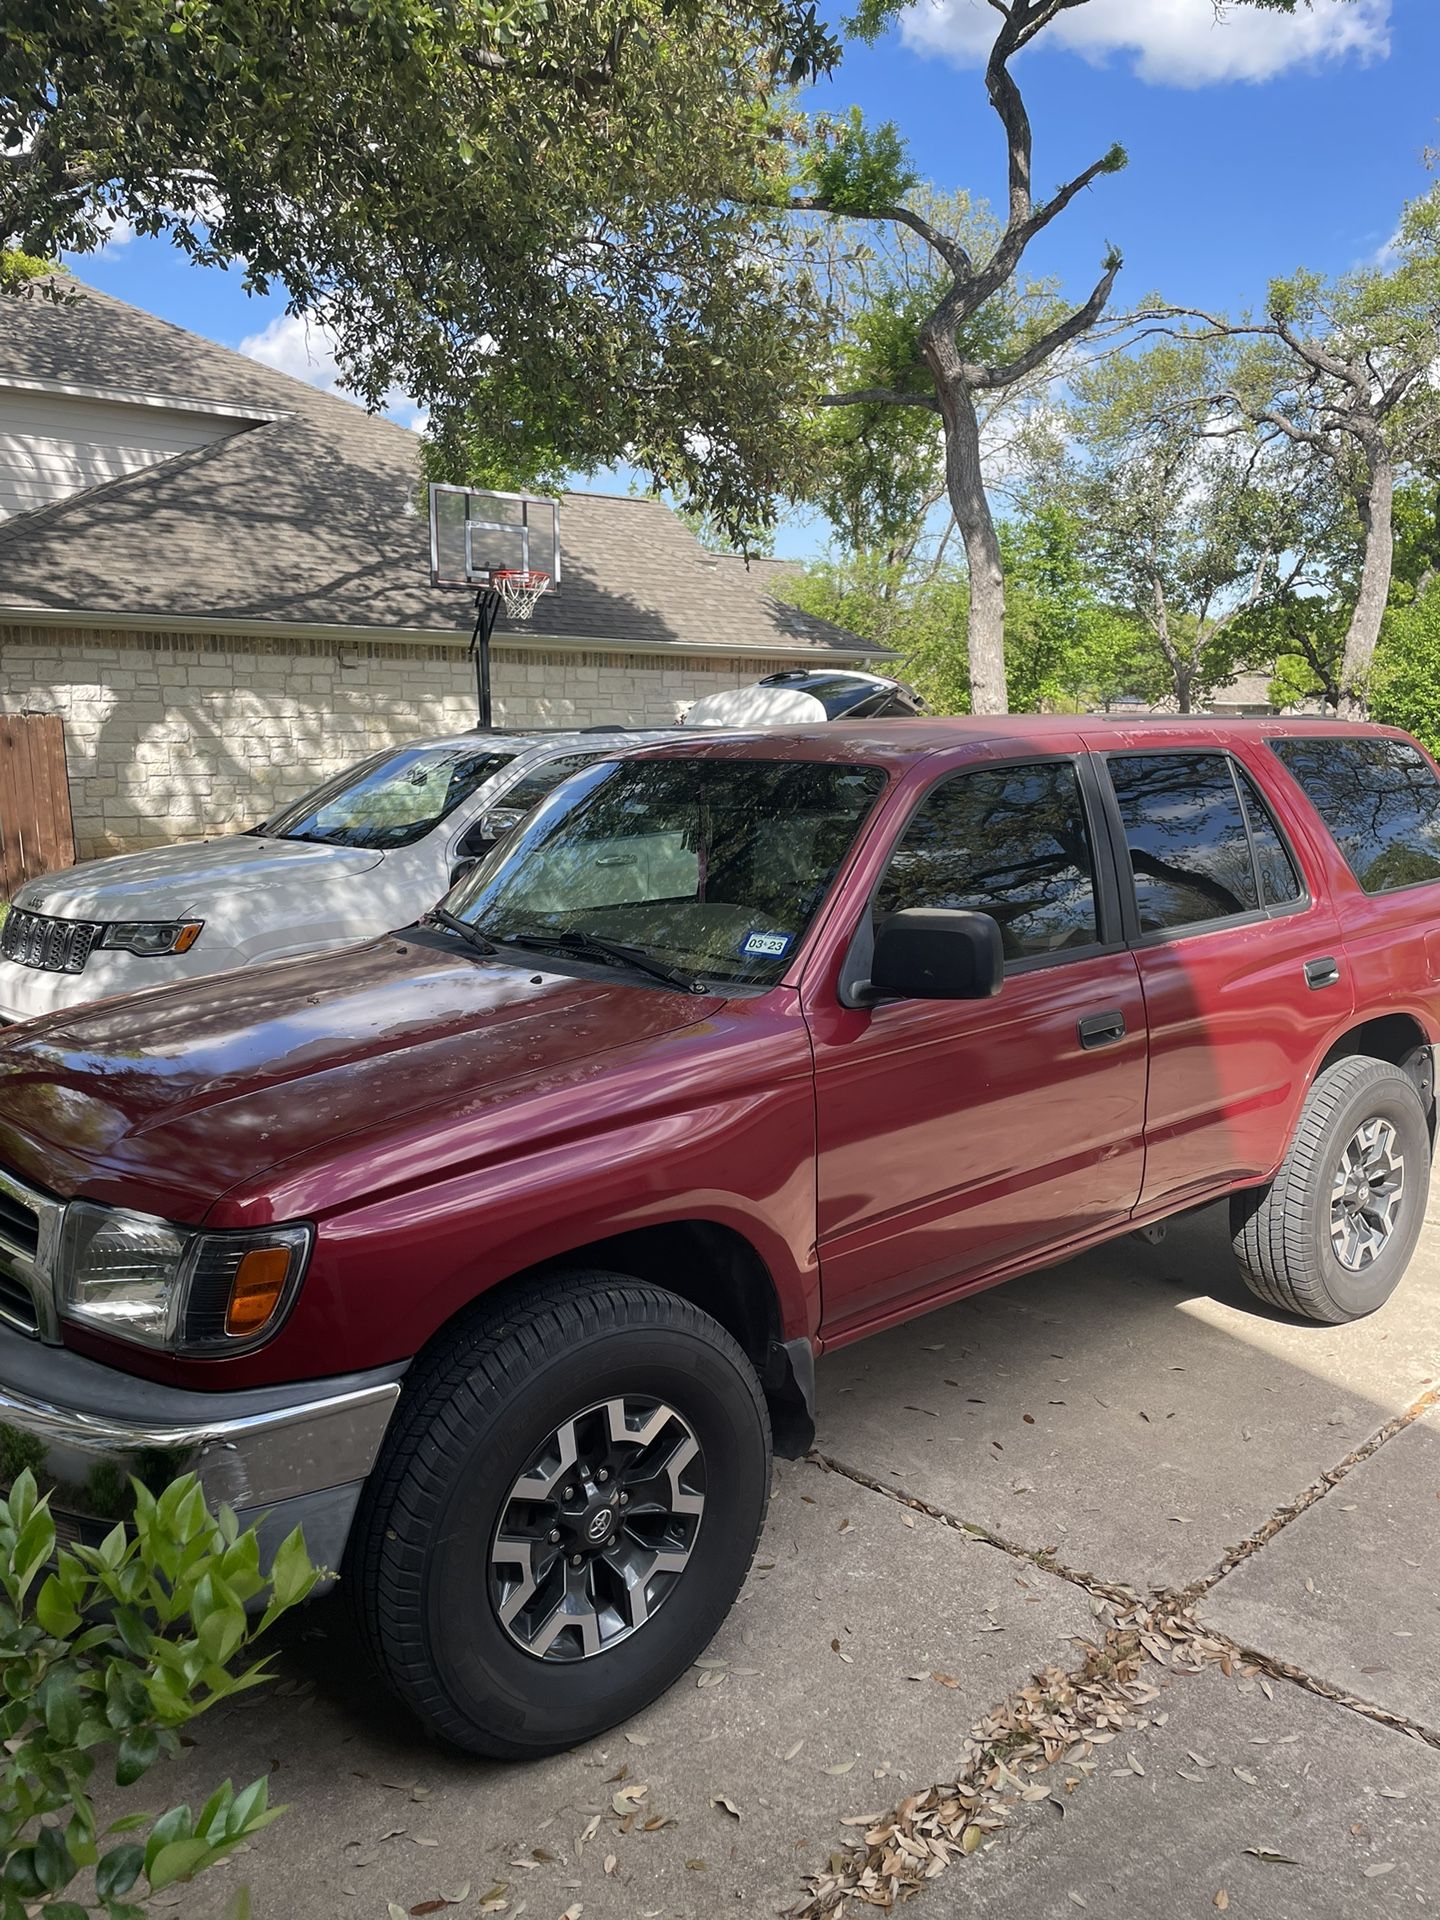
[1269,735,1440,895]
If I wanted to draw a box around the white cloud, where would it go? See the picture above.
[238,311,345,390]
[95,212,135,252]
[901,0,1390,88]
[237,311,423,429]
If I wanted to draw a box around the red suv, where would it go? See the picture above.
[2,718,1437,1756]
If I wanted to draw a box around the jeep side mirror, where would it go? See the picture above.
[858,908,1004,1004]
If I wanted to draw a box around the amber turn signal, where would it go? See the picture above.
[225,1246,294,1336]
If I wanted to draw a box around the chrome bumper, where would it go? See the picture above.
[0,1322,403,1564]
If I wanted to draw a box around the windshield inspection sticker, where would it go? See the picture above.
[742,931,792,959]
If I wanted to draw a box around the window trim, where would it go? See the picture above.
[1230,759,1309,914]
[1096,747,1311,949]
[842,751,1124,1000]
[1265,733,1440,901]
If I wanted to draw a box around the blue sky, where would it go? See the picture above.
[70,0,1438,559]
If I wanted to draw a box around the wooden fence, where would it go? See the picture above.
[0,714,76,899]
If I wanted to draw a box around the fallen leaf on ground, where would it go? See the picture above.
[711,1795,741,1820]
[1245,1848,1299,1866]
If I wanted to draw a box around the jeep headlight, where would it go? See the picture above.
[99,920,204,957]
[57,1202,311,1353]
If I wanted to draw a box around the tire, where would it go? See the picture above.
[1230,1056,1431,1324]
[345,1272,772,1757]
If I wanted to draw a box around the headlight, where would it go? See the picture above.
[100,920,204,956]
[57,1202,311,1353]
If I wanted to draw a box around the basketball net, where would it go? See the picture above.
[489,568,551,622]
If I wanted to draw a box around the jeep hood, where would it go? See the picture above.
[14,834,385,923]
[0,936,719,1217]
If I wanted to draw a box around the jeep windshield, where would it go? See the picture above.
[261,745,519,851]
[445,756,888,986]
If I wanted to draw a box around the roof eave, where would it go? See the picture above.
[0,601,893,662]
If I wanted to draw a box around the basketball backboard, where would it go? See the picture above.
[428,484,561,592]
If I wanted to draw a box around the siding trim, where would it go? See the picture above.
[0,605,888,662]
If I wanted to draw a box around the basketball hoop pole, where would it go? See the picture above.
[468,588,500,729]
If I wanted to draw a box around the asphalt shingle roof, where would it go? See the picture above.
[0,282,883,657]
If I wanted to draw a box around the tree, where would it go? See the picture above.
[1001,503,1160,712]
[1058,340,1327,712]
[2,0,838,540]
[793,185,1064,574]
[1371,580,1440,756]
[778,551,973,711]
[1143,189,1440,715]
[790,2,1129,713]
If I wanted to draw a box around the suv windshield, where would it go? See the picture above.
[263,745,518,850]
[448,756,887,985]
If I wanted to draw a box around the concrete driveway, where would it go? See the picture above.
[172,1199,1440,1920]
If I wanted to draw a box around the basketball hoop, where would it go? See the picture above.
[489,568,551,622]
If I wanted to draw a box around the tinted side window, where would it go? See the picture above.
[500,752,605,814]
[875,761,1099,961]
[1269,736,1440,894]
[1236,769,1303,906]
[1109,754,1258,933]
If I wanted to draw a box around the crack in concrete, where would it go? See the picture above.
[798,1387,1440,1911]
[1173,1384,1439,1609]
[807,1448,1140,1609]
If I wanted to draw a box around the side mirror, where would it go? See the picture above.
[449,856,481,888]
[858,908,1004,1004]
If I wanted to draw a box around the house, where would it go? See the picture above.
[0,281,884,857]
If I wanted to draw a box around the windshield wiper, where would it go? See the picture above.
[424,906,498,956]
[485,926,706,994]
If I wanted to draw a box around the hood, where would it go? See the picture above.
[0,936,717,1217]
[15,835,385,921]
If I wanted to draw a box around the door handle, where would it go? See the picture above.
[1078,1009,1127,1049]
[1304,956,1341,990]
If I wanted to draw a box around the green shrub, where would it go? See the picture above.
[0,1470,319,1919]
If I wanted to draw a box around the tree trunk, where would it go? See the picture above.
[931,361,1008,714]
[1337,443,1395,720]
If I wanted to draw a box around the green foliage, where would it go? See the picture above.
[796,108,918,216]
[1001,506,1160,713]
[0,247,59,296]
[778,552,971,711]
[2,0,840,544]
[1371,583,1440,756]
[0,1470,318,1919]
[1391,483,1440,606]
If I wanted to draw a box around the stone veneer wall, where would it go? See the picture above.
[0,624,803,858]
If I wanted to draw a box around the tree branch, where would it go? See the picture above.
[973,253,1121,390]
[1271,314,1358,391]
[786,198,972,278]
[815,387,942,412]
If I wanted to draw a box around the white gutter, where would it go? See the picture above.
[0,374,288,425]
